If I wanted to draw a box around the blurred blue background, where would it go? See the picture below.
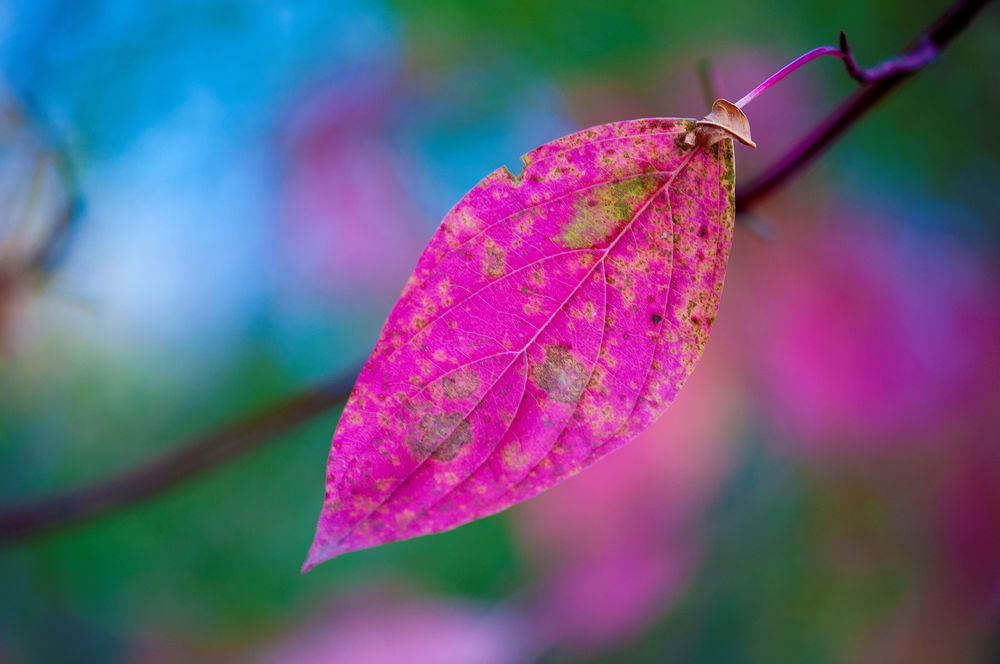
[1,1,998,662]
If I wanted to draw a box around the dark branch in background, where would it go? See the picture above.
[0,89,84,284]
[17,91,85,278]
[736,0,992,211]
[0,0,991,544]
[0,89,84,346]
[0,373,358,541]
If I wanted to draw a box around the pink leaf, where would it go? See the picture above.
[304,117,736,570]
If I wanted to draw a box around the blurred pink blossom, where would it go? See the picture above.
[733,206,1000,452]
[254,594,532,664]
[531,538,693,651]
[513,348,742,651]
[276,72,426,303]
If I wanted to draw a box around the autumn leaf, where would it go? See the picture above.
[301,101,747,571]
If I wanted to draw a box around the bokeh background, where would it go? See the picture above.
[1,1,999,662]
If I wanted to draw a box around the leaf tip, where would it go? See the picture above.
[301,544,324,574]
[302,520,344,572]
[302,537,345,573]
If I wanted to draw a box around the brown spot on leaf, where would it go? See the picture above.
[407,412,473,462]
[482,236,506,277]
[433,419,472,462]
[501,440,531,469]
[531,344,588,403]
[442,370,480,399]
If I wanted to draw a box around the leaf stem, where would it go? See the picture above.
[0,0,992,544]
[736,0,992,212]
[734,45,844,109]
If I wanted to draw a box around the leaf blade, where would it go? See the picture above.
[305,118,734,570]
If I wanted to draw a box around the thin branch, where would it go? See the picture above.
[0,0,991,544]
[0,372,358,542]
[736,0,992,212]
